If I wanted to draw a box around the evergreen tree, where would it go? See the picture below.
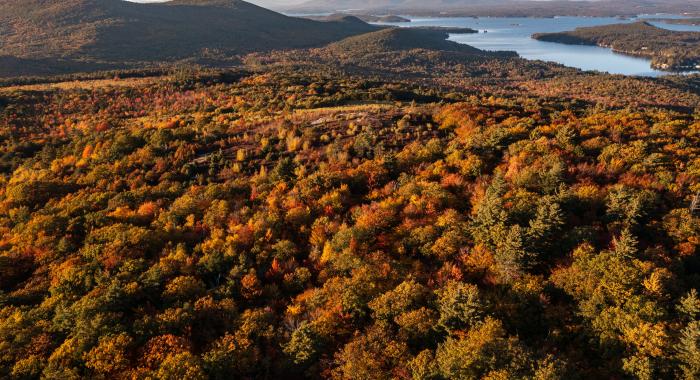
[527,196,565,258]
[613,229,638,259]
[436,280,483,332]
[676,321,700,380]
[495,225,531,282]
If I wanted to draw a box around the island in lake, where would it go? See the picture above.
[533,21,700,71]
[305,13,411,23]
[646,17,700,26]
[409,26,478,34]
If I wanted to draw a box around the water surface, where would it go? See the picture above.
[374,15,700,76]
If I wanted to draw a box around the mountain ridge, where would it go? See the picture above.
[0,0,381,75]
[288,0,700,17]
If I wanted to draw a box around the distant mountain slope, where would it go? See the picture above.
[290,0,700,17]
[305,13,411,23]
[0,0,379,73]
[323,28,483,58]
[251,27,533,82]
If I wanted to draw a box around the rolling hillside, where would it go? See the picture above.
[0,48,699,380]
[0,0,380,75]
[322,28,483,57]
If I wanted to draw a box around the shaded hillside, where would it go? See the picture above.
[297,28,527,80]
[313,28,530,81]
[533,22,700,71]
[322,28,484,58]
[0,57,116,78]
[0,0,380,75]
[245,27,582,97]
[241,27,700,110]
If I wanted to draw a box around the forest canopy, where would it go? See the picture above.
[0,62,698,379]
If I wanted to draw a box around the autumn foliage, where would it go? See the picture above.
[0,68,698,380]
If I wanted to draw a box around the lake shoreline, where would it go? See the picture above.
[370,15,700,77]
[532,21,700,72]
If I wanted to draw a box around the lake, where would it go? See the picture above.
[373,15,700,77]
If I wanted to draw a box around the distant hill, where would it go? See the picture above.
[533,22,700,71]
[0,0,380,76]
[245,26,525,79]
[647,18,700,26]
[306,13,410,23]
[322,28,483,58]
[278,27,530,81]
[290,0,700,18]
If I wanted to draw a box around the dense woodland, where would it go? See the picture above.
[1,1,700,378]
[250,29,700,111]
[0,45,699,379]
